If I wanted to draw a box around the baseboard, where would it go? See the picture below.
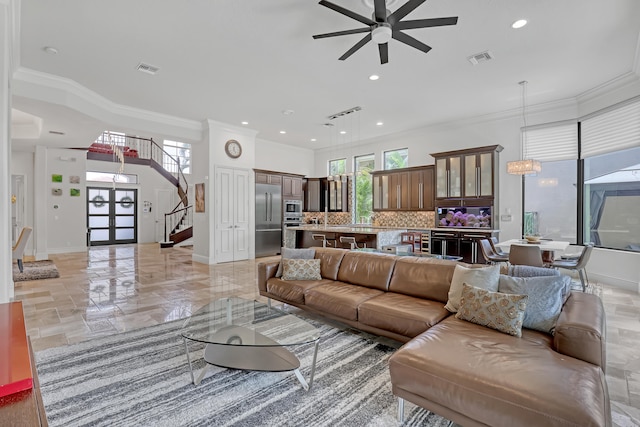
[47,246,87,255]
[191,253,211,264]
[590,273,638,292]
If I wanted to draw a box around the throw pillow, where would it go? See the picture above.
[281,258,322,281]
[456,283,528,337]
[276,247,316,278]
[498,275,571,334]
[445,264,500,313]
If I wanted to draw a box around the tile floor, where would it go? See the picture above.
[13,243,640,426]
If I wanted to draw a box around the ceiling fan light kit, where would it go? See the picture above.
[313,0,458,64]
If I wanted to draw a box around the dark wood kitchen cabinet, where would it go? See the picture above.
[304,178,324,212]
[372,165,434,211]
[255,171,282,185]
[432,145,503,200]
[283,175,303,199]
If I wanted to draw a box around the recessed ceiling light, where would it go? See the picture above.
[311,138,317,142]
[376,122,384,126]
[280,130,286,134]
[241,121,248,125]
[43,46,58,55]
[282,109,295,115]
[340,131,347,134]
[512,19,527,29]
[369,75,380,81]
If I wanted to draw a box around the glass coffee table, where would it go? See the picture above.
[181,297,320,391]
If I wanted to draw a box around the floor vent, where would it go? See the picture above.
[467,51,493,65]
[136,63,160,75]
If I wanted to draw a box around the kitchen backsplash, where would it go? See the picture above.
[301,211,435,229]
[372,211,435,229]
[303,212,352,225]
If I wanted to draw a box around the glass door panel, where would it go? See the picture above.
[449,157,461,197]
[464,155,477,197]
[479,153,493,196]
[87,187,137,246]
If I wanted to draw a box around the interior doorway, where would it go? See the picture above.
[87,187,138,246]
[11,175,25,245]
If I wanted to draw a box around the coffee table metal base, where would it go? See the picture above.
[183,326,319,391]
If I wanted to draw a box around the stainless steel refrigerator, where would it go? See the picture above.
[255,183,282,257]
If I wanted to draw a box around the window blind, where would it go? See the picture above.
[523,121,578,161]
[581,99,640,158]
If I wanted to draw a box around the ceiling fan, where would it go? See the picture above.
[312,0,458,64]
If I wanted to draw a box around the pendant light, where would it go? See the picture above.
[507,81,541,175]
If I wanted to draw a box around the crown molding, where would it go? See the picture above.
[575,71,640,105]
[13,67,204,141]
[205,119,259,138]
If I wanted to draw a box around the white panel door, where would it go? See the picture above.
[216,167,249,263]
[233,170,249,259]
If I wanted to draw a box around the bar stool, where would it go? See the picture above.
[312,233,334,248]
[400,232,422,253]
[339,236,366,250]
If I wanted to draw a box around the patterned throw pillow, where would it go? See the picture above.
[455,283,528,337]
[445,264,500,313]
[281,258,322,281]
[275,247,316,278]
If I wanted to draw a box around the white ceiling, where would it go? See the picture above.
[12,0,640,150]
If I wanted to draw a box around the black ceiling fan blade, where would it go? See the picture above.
[378,43,389,64]
[374,0,387,22]
[388,0,426,24]
[313,27,372,39]
[319,0,376,26]
[392,30,432,54]
[395,17,458,30]
[339,33,372,60]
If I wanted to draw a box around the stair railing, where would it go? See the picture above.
[94,132,193,243]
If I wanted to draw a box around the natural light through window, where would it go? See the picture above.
[163,140,191,174]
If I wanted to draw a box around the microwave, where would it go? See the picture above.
[284,200,302,215]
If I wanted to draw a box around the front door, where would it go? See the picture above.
[87,187,138,246]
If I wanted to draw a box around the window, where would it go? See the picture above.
[163,140,191,174]
[583,146,640,251]
[354,154,374,223]
[523,122,578,242]
[383,148,408,170]
[328,158,346,177]
[87,171,138,184]
[524,160,577,241]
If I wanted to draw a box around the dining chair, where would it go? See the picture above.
[490,237,507,257]
[12,226,33,273]
[479,239,509,264]
[551,243,594,291]
[508,244,544,267]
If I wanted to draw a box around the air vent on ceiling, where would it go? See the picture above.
[467,51,494,65]
[136,62,160,75]
[327,106,362,120]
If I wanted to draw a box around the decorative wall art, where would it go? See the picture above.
[69,175,80,184]
[195,183,205,213]
[70,188,81,197]
[52,188,62,196]
[52,174,63,183]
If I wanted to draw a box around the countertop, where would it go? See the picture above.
[287,225,407,235]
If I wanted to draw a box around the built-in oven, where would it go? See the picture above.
[284,200,302,215]
[283,215,303,227]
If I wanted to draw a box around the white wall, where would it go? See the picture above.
[11,151,35,254]
[255,137,314,176]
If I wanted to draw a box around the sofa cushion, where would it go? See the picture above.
[445,264,500,313]
[455,284,528,337]
[498,274,568,334]
[388,257,458,303]
[275,247,315,277]
[266,278,332,304]
[305,282,383,321]
[314,247,348,280]
[281,258,322,281]
[358,292,451,338]
[336,252,397,291]
[389,316,610,427]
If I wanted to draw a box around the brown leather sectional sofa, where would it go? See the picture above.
[257,248,611,427]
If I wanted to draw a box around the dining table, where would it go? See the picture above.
[495,239,571,263]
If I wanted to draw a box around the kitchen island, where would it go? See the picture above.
[284,225,407,250]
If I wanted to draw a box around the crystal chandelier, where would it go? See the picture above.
[507,81,541,175]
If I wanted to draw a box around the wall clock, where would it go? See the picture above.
[225,139,242,159]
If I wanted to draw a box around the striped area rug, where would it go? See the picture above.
[35,315,451,427]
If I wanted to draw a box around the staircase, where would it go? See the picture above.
[87,133,193,247]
